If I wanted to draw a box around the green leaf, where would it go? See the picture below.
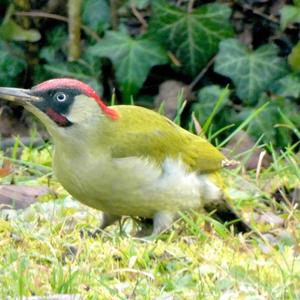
[82,0,110,33]
[192,85,229,124]
[214,39,288,104]
[35,25,103,96]
[89,31,168,103]
[0,41,26,86]
[44,62,103,96]
[37,53,103,95]
[288,41,300,71]
[270,73,300,98]
[149,0,233,76]
[39,26,68,62]
[280,5,300,30]
[0,19,40,42]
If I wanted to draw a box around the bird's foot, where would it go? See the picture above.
[134,211,177,241]
[80,213,120,239]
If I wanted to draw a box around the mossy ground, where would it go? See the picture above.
[0,144,299,299]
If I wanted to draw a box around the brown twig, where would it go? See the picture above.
[130,4,148,29]
[187,0,195,13]
[188,55,216,92]
[15,11,68,22]
[167,51,181,66]
[14,11,101,41]
[256,150,266,186]
[243,3,279,24]
[110,0,119,30]
[236,2,297,30]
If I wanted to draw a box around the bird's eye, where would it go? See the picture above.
[55,92,67,102]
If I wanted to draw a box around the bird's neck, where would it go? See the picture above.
[50,117,112,158]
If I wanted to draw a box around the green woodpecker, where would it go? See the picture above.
[0,78,248,237]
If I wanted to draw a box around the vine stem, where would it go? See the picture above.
[188,55,216,92]
[68,0,82,61]
[188,0,195,13]
[131,4,148,29]
[15,11,101,41]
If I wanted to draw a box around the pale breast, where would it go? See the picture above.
[53,149,220,218]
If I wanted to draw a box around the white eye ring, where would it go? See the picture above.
[55,92,67,102]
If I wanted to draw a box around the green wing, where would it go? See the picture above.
[109,105,225,173]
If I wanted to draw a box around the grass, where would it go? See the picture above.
[0,104,299,299]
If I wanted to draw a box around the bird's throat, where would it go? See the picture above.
[46,108,72,127]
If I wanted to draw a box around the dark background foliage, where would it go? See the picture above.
[0,0,299,150]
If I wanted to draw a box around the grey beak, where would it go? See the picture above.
[0,87,40,103]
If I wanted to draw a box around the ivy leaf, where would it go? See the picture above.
[35,26,103,95]
[36,54,103,95]
[82,0,110,33]
[270,74,300,98]
[192,85,230,124]
[0,41,26,86]
[149,0,233,76]
[0,19,40,42]
[280,5,300,30]
[44,62,103,96]
[214,39,288,104]
[288,41,300,71]
[234,96,299,146]
[89,31,168,102]
[39,26,68,63]
[235,106,278,145]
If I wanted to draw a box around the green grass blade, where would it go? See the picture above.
[173,89,186,125]
[219,101,269,148]
[203,85,230,133]
[277,108,300,139]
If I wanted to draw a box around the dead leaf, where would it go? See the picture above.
[154,80,193,119]
[191,112,202,135]
[222,130,272,170]
[0,185,53,210]
[0,160,13,177]
[256,212,284,227]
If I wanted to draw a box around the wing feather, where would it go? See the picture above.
[110,106,225,173]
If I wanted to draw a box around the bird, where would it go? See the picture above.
[0,78,249,237]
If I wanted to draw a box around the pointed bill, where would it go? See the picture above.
[0,87,40,103]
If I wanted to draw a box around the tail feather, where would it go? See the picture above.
[205,200,252,233]
[205,172,252,233]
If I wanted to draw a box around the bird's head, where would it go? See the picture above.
[0,78,118,137]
